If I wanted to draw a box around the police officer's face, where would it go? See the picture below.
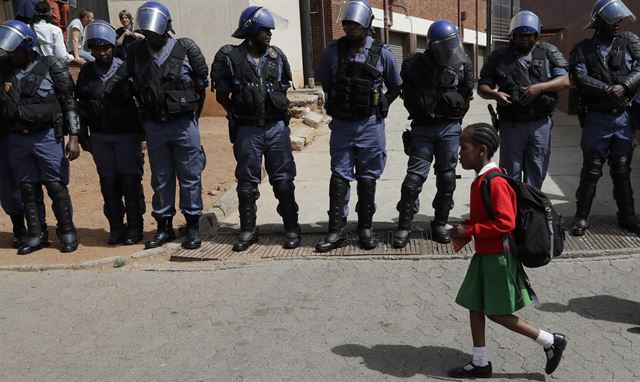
[143,30,168,51]
[90,44,113,64]
[602,21,621,35]
[512,33,536,47]
[251,28,272,50]
[6,47,29,68]
[342,20,365,41]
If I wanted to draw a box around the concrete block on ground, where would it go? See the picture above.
[291,136,306,151]
[291,126,316,146]
[303,111,324,128]
[288,93,319,110]
[290,106,310,119]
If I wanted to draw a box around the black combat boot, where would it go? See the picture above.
[100,177,125,245]
[356,178,378,250]
[393,173,424,248]
[121,175,145,245]
[17,183,49,255]
[233,181,259,252]
[315,176,350,253]
[145,215,177,249]
[273,180,301,249]
[45,182,78,253]
[9,214,26,249]
[571,157,603,236]
[610,155,640,236]
[182,214,202,249]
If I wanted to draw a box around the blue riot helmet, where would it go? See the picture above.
[427,20,466,66]
[337,0,374,28]
[509,10,541,36]
[135,1,172,35]
[231,6,288,39]
[585,0,636,29]
[0,20,36,52]
[84,20,117,48]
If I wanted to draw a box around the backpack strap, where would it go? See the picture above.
[480,170,502,220]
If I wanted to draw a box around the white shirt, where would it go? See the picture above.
[66,18,86,53]
[32,20,74,63]
[477,162,499,177]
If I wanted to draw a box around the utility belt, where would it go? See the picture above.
[144,109,194,123]
[583,104,628,115]
[411,116,459,126]
[10,117,59,135]
[237,114,285,127]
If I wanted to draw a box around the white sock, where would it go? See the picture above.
[471,346,489,367]
[535,330,555,348]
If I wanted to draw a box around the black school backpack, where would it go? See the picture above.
[481,171,565,268]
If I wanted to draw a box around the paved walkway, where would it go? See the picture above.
[0,256,638,381]
[215,97,640,234]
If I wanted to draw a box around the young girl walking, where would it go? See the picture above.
[448,123,567,378]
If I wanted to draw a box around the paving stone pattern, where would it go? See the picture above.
[0,256,639,381]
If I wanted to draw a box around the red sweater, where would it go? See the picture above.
[464,168,517,254]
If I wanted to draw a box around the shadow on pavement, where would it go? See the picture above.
[537,295,640,326]
[331,344,545,380]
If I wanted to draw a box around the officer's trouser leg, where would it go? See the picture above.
[431,170,456,244]
[120,174,145,245]
[44,181,78,253]
[17,183,49,255]
[356,178,377,250]
[99,177,125,245]
[272,180,300,249]
[315,175,350,253]
[233,180,259,252]
[609,155,640,235]
[571,156,604,236]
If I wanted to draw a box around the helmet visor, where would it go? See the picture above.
[431,33,466,66]
[135,6,170,34]
[254,8,289,31]
[598,0,636,25]
[0,24,29,52]
[84,21,117,47]
[509,11,540,35]
[336,1,373,28]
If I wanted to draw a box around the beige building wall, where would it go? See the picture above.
[107,0,304,87]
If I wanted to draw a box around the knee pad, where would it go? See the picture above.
[237,181,259,200]
[329,175,350,196]
[44,182,69,200]
[272,180,295,200]
[20,183,41,203]
[356,178,376,197]
[435,171,457,194]
[609,155,632,180]
[581,156,604,183]
[402,173,425,193]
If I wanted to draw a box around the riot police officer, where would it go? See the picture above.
[0,20,81,254]
[75,20,145,245]
[0,107,25,249]
[570,0,640,236]
[315,0,402,252]
[212,6,300,252]
[127,2,209,250]
[478,10,569,190]
[393,20,474,247]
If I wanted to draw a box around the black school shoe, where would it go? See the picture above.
[544,333,568,375]
[448,362,492,379]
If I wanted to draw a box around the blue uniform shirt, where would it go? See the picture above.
[315,36,402,89]
[93,57,123,81]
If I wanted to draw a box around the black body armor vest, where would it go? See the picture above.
[227,45,290,125]
[330,38,386,121]
[128,39,200,122]
[495,46,558,121]
[577,36,632,110]
[0,57,62,134]
[401,52,469,122]
[76,61,141,134]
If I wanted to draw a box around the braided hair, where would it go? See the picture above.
[465,123,500,159]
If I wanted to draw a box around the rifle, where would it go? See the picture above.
[488,104,500,130]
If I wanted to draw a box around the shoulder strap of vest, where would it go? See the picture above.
[336,37,349,76]
[363,40,383,78]
[104,62,128,94]
[162,38,189,78]
[532,45,549,82]
[610,36,629,69]
[20,59,51,97]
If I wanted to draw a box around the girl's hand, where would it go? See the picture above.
[450,223,466,239]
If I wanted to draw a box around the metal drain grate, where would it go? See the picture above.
[170,224,640,261]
